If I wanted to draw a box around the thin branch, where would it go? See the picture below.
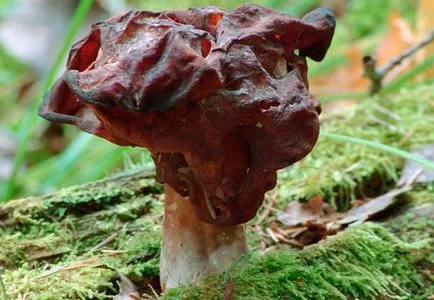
[363,29,434,95]
[378,30,434,75]
[372,103,402,121]
[255,192,278,225]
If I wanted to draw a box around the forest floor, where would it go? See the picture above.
[0,84,433,299]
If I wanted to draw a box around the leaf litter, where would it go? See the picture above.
[266,143,434,250]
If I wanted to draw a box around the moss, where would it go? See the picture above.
[164,223,433,299]
[1,209,163,299]
[1,195,162,264]
[3,265,116,300]
[383,189,434,244]
[0,170,159,227]
[0,170,164,299]
[278,85,434,210]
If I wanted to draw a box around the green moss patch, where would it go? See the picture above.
[165,223,433,299]
[0,170,163,299]
[278,85,434,210]
[1,209,162,299]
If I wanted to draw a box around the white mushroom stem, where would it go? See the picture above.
[160,184,248,291]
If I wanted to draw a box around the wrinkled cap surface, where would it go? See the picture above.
[39,5,335,225]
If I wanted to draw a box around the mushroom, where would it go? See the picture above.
[39,5,335,291]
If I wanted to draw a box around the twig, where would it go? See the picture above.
[372,103,402,120]
[369,116,399,132]
[265,227,279,243]
[401,167,425,188]
[255,192,278,225]
[90,232,118,252]
[343,161,362,173]
[32,252,121,280]
[363,30,434,95]
[272,230,304,248]
[148,283,160,299]
[100,249,127,254]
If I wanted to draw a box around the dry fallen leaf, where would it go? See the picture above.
[338,186,412,226]
[276,196,327,227]
[274,185,413,248]
[275,196,344,247]
[376,10,415,84]
[310,46,369,96]
[398,144,434,186]
[113,272,141,300]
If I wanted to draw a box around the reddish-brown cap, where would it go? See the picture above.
[39,5,335,225]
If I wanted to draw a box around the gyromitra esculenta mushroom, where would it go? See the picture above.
[39,5,335,291]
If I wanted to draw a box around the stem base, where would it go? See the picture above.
[160,184,247,291]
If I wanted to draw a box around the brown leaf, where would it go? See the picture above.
[376,11,415,83]
[296,223,328,246]
[113,272,141,300]
[276,196,326,227]
[310,46,369,96]
[398,144,434,186]
[338,186,412,226]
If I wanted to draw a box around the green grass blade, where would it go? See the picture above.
[321,132,434,170]
[40,132,93,193]
[2,0,94,202]
[0,272,6,300]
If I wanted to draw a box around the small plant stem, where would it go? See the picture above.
[321,132,434,170]
[363,30,434,95]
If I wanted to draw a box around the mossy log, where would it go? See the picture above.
[0,170,164,299]
[1,86,433,299]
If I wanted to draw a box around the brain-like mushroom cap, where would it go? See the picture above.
[39,5,335,225]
